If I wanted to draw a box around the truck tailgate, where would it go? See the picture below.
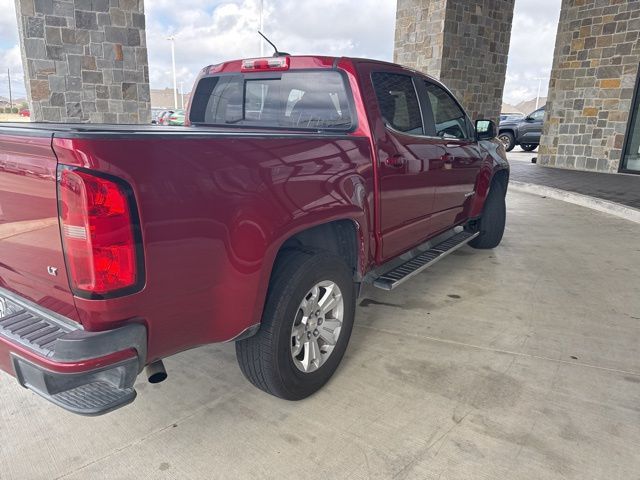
[0,133,79,322]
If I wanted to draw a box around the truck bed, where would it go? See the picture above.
[0,121,375,361]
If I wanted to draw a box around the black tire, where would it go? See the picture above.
[468,180,506,249]
[498,132,515,152]
[521,144,538,152]
[235,249,356,400]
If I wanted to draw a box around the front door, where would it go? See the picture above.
[519,107,545,145]
[419,80,484,232]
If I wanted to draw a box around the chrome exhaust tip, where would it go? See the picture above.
[146,360,167,384]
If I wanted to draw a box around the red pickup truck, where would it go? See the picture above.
[0,55,508,415]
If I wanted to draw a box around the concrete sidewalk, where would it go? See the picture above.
[1,190,639,480]
[508,150,640,209]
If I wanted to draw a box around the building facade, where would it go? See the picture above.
[394,0,640,175]
[394,0,515,125]
[14,0,151,123]
[539,0,640,173]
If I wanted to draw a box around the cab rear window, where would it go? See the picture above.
[189,71,354,131]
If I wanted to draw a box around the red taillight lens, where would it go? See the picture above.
[241,56,290,72]
[58,168,142,297]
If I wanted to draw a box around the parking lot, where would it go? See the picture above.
[1,186,639,480]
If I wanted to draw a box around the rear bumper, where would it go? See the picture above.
[0,287,146,415]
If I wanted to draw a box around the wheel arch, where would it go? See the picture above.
[491,168,509,195]
[469,165,509,218]
[245,217,366,339]
[276,218,364,282]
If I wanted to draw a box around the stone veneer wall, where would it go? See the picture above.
[14,0,150,123]
[539,0,640,172]
[394,0,515,123]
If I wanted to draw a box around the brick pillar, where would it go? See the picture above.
[14,0,150,123]
[538,0,640,173]
[394,0,515,123]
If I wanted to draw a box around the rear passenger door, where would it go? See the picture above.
[368,70,447,260]
[419,80,483,232]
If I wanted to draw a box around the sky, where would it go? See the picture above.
[0,0,561,106]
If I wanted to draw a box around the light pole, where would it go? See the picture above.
[534,77,547,110]
[7,68,12,110]
[167,35,178,109]
[179,81,184,109]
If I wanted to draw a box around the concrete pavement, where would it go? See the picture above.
[1,189,639,480]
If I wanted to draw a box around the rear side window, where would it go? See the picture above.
[423,82,470,139]
[189,71,353,131]
[371,72,423,135]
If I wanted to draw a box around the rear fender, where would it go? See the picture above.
[248,213,369,336]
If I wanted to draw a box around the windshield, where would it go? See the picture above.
[189,70,354,131]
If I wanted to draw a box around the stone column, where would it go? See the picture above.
[394,0,515,123]
[14,0,150,123]
[538,0,640,172]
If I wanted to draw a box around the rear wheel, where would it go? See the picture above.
[468,179,506,249]
[236,250,355,400]
[521,144,538,152]
[498,132,515,152]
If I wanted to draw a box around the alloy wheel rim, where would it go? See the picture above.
[290,280,344,373]
[498,135,511,148]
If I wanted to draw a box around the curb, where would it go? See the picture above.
[509,181,640,224]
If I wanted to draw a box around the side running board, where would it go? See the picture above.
[373,231,479,290]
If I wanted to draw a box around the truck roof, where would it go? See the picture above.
[205,55,439,83]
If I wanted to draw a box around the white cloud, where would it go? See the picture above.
[0,45,25,100]
[0,1,18,44]
[145,0,395,93]
[503,0,561,106]
[0,0,26,99]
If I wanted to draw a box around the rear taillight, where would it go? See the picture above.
[241,56,289,72]
[57,167,144,298]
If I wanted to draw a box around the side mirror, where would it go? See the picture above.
[475,119,496,141]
